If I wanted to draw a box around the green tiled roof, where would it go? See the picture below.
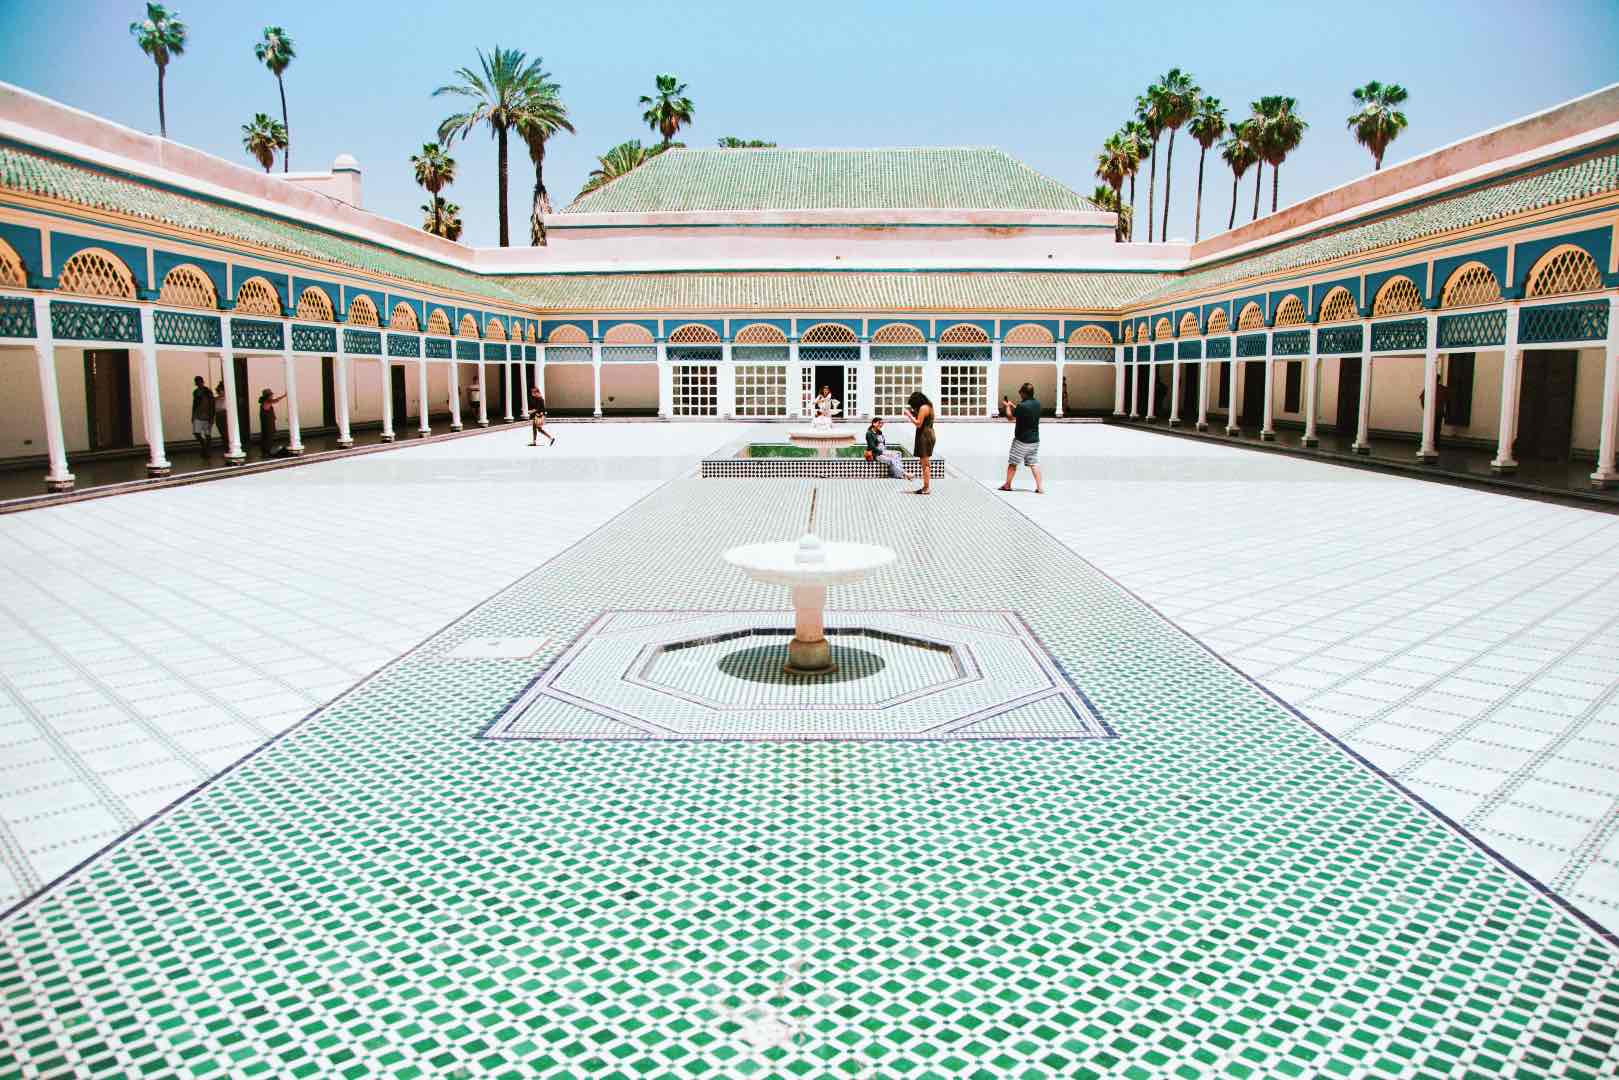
[503,269,1160,312]
[1141,149,1619,304]
[0,146,521,303]
[561,148,1100,214]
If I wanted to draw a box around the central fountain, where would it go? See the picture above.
[723,489,896,674]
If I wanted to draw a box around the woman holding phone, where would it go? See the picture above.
[904,390,935,495]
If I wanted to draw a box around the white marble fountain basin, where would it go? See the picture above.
[724,533,895,587]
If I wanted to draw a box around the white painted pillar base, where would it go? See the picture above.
[593,342,603,417]
[1225,359,1241,436]
[282,351,303,454]
[220,346,246,463]
[1260,354,1276,440]
[1113,347,1125,415]
[476,356,489,427]
[1302,355,1320,447]
[33,323,75,491]
[1145,360,1157,422]
[1054,343,1065,417]
[518,354,530,420]
[379,357,395,441]
[1589,297,1618,487]
[334,349,354,447]
[1353,352,1374,454]
[136,309,171,475]
[1127,362,1138,419]
[1417,320,1440,462]
[418,357,431,436]
[1196,359,1209,431]
[502,360,514,422]
[1168,359,1183,426]
[448,360,462,431]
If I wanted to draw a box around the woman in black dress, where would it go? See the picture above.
[257,388,285,457]
[529,386,554,446]
[904,390,935,495]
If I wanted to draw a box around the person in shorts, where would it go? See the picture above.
[999,382,1044,494]
[190,375,216,458]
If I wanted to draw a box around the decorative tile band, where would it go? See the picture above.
[1316,325,1364,355]
[387,332,421,358]
[1134,345,1149,362]
[1236,333,1268,357]
[546,346,592,364]
[1271,330,1309,356]
[1069,346,1114,363]
[153,309,222,348]
[456,339,479,361]
[51,300,140,343]
[291,323,337,354]
[1437,309,1506,349]
[228,318,283,351]
[0,296,36,339]
[343,328,382,355]
[1204,337,1231,359]
[425,338,452,359]
[603,345,657,363]
[701,457,948,479]
[1519,299,1608,344]
[1177,339,1202,360]
[483,343,506,361]
[1154,342,1174,362]
[1370,317,1427,352]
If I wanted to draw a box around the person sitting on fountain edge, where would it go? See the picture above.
[864,416,907,479]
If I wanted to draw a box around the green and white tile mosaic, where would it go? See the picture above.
[1,475,1616,1078]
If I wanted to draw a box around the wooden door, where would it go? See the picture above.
[321,357,336,428]
[82,349,133,450]
[1335,357,1361,433]
[1515,350,1577,462]
[391,364,409,426]
[1179,363,1200,420]
[1240,360,1265,426]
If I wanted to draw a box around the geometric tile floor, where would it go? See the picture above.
[2,458,1617,1076]
[486,609,1112,741]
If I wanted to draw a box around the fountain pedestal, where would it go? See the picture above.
[787,584,831,673]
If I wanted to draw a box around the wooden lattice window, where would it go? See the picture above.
[0,239,26,286]
[1236,303,1265,331]
[1440,263,1502,308]
[548,324,589,344]
[939,323,988,344]
[1004,323,1053,345]
[1135,321,1149,341]
[801,323,857,344]
[348,296,380,327]
[426,308,451,335]
[1525,245,1602,299]
[873,323,924,344]
[602,323,653,344]
[459,314,479,337]
[733,323,786,344]
[485,319,507,341]
[1123,324,1134,343]
[1317,288,1357,324]
[234,276,282,316]
[1153,317,1172,340]
[1178,312,1199,336]
[526,324,537,343]
[388,302,419,331]
[1372,276,1423,316]
[669,323,720,344]
[57,248,136,299]
[1068,325,1112,346]
[1273,295,1306,327]
[1206,308,1230,334]
[296,286,335,321]
[158,264,218,310]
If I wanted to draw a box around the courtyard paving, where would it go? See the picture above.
[0,419,1616,1078]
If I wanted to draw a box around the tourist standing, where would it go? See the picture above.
[213,381,229,448]
[903,391,935,495]
[529,386,554,446]
[999,383,1045,494]
[257,388,285,457]
[190,375,215,459]
[864,416,906,479]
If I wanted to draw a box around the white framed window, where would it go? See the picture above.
[734,364,787,417]
[939,364,989,417]
[873,364,923,417]
[672,365,718,416]
[842,365,860,418]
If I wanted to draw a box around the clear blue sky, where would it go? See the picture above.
[3,0,1616,248]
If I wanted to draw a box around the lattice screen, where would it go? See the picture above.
[1178,313,1199,336]
[485,319,507,341]
[1123,324,1135,343]
[547,324,587,344]
[389,303,419,331]
[668,324,720,344]
[234,277,281,316]
[939,364,988,416]
[1153,317,1172,340]
[426,309,451,334]
[604,323,654,344]
[158,265,217,310]
[1236,304,1265,331]
[1068,325,1112,346]
[873,365,923,416]
[1004,324,1053,345]
[1525,246,1602,298]
[296,287,334,321]
[734,364,787,417]
[1273,296,1306,327]
[1440,263,1502,308]
[57,249,136,299]
[526,324,538,342]
[347,296,380,327]
[872,323,924,344]
[459,314,480,337]
[801,323,856,344]
[939,324,989,344]
[0,240,25,287]
[672,365,717,415]
[1372,276,1423,316]
[1317,288,1357,323]
[1206,309,1230,334]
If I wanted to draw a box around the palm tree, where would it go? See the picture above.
[1090,185,1132,243]
[435,47,553,247]
[241,113,287,173]
[717,137,776,148]
[1153,68,1199,241]
[253,27,296,172]
[411,144,456,237]
[1220,121,1258,231]
[129,3,187,138]
[577,140,670,199]
[1348,81,1409,170]
[640,74,695,147]
[513,67,574,246]
[1187,95,1226,242]
[1135,89,1165,242]
[1242,111,1266,221]
[421,198,462,241]
[1094,134,1129,241]
[1119,121,1150,241]
[1256,95,1308,214]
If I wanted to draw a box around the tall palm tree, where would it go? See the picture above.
[129,3,187,138]
[241,114,287,173]
[1094,134,1129,242]
[514,68,574,246]
[1153,68,1199,241]
[577,140,669,199]
[1187,95,1226,242]
[1242,110,1266,221]
[1135,89,1165,242]
[422,199,463,241]
[435,47,552,247]
[1090,185,1132,242]
[1119,121,1150,242]
[640,74,694,147]
[411,144,457,237]
[253,27,296,172]
[1256,95,1307,214]
[1348,81,1409,171]
[1220,121,1258,231]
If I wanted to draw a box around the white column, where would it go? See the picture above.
[33,314,74,491]
[334,345,353,447]
[282,350,303,454]
[1169,358,1183,426]
[476,351,489,427]
[788,341,802,417]
[1590,296,1618,487]
[1113,346,1125,415]
[1417,313,1440,461]
[502,356,513,421]
[1196,358,1210,431]
[1353,330,1374,454]
[591,342,603,418]
[418,356,431,436]
[987,338,1002,418]
[1260,344,1276,441]
[379,357,395,441]
[718,342,734,418]
[220,346,245,463]
[859,340,875,420]
[135,308,171,475]
[1225,358,1241,435]
[1054,342,1065,418]
[535,348,546,395]
[448,359,462,431]
[1127,361,1138,419]
[1302,354,1320,447]
[925,342,940,407]
[1146,357,1158,421]
[518,354,530,419]
[656,342,671,418]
